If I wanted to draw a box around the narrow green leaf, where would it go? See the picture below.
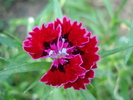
[95,10,108,30]
[120,78,130,100]
[0,74,10,83]
[115,0,128,18]
[66,0,92,12]
[0,35,21,49]
[51,88,65,100]
[41,86,55,100]
[65,88,77,100]
[99,45,133,58]
[125,21,133,64]
[0,62,51,75]
[37,2,53,26]
[54,0,63,19]
[78,90,96,100]
[102,0,113,18]
[0,57,12,62]
[110,0,128,27]
[23,77,39,94]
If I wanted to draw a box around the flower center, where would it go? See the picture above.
[49,48,68,59]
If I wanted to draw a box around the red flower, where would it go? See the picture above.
[23,16,100,90]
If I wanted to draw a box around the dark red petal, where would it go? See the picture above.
[23,40,30,46]
[61,17,72,35]
[33,24,47,42]
[29,31,45,43]
[55,16,89,46]
[54,18,62,29]
[64,78,87,90]
[86,70,95,79]
[64,70,94,90]
[24,46,42,53]
[79,36,99,53]
[92,64,98,69]
[23,38,45,59]
[41,23,60,42]
[29,26,47,42]
[81,54,100,70]
[76,36,100,70]
[40,55,86,87]
[32,26,40,31]
[28,51,45,59]
[68,22,88,46]
[29,23,60,43]
[54,16,72,36]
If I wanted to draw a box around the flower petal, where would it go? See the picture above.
[81,53,100,70]
[54,16,71,35]
[23,38,45,59]
[80,36,99,53]
[68,22,89,46]
[40,55,86,87]
[64,70,94,90]
[78,36,100,70]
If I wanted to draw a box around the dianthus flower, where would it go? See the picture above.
[23,16,100,90]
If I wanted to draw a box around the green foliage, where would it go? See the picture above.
[99,45,133,58]
[0,35,21,49]
[54,0,63,19]
[102,0,113,18]
[0,0,133,100]
[78,90,96,100]
[125,21,133,64]
[65,88,78,100]
[0,62,51,75]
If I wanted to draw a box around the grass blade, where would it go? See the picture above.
[0,57,12,62]
[65,88,77,100]
[54,0,63,19]
[125,21,133,64]
[102,0,113,18]
[51,88,65,100]
[0,62,51,75]
[99,45,133,58]
[115,0,128,18]
[78,90,96,100]
[120,78,130,100]
[41,86,55,100]
[23,76,40,94]
[0,35,21,49]
[37,2,53,26]
[0,74,10,83]
[110,0,128,27]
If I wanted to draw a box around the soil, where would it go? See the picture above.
[0,0,48,40]
[0,0,133,40]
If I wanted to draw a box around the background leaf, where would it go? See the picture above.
[125,21,133,64]
[0,74,10,83]
[78,90,96,100]
[51,88,65,100]
[99,45,133,58]
[65,88,78,100]
[114,0,128,18]
[102,0,113,18]
[54,0,63,19]
[41,86,55,100]
[0,62,51,75]
[0,35,21,49]
[120,77,130,100]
